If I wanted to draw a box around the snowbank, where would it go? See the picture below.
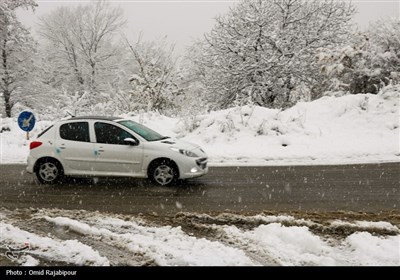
[44,216,254,266]
[1,223,110,266]
[222,222,400,266]
[180,85,399,165]
[1,209,398,266]
[1,85,399,165]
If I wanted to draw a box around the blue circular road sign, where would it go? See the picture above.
[18,111,36,132]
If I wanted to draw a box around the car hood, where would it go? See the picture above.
[160,138,206,156]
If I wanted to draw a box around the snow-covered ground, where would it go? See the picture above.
[1,85,399,165]
[0,209,399,266]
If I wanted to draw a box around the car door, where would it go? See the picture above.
[56,121,96,174]
[92,121,144,176]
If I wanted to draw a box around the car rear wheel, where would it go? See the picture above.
[149,160,178,186]
[36,159,63,184]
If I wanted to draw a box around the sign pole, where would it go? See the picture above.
[26,132,29,140]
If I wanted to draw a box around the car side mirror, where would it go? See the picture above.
[124,138,138,146]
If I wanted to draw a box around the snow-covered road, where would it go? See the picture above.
[1,208,399,266]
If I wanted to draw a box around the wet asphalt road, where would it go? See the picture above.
[0,163,399,215]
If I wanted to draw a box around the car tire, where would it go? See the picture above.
[36,159,63,184]
[149,160,178,186]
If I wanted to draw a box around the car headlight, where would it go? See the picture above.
[170,147,199,157]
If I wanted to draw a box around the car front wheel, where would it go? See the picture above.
[36,159,63,184]
[149,160,178,186]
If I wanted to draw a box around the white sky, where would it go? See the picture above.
[17,0,400,54]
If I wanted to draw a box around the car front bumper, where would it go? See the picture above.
[179,157,208,179]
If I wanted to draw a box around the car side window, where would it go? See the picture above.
[60,122,90,142]
[94,122,135,145]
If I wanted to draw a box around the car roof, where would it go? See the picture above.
[69,116,120,121]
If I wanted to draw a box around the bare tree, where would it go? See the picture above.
[0,0,37,117]
[38,0,126,93]
[38,6,84,90]
[192,0,355,109]
[125,36,182,114]
[71,1,126,90]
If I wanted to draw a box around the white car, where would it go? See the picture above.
[27,116,208,186]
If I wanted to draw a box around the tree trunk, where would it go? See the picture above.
[89,61,96,92]
[69,48,84,91]
[2,39,12,117]
[4,91,11,117]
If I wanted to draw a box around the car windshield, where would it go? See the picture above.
[118,120,168,142]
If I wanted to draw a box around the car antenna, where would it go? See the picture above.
[66,110,75,118]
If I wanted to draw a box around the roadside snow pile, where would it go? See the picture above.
[222,223,399,266]
[181,85,400,164]
[330,220,399,231]
[44,216,254,266]
[0,222,110,266]
[1,209,399,266]
[1,85,399,165]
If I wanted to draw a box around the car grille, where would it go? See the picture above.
[196,158,208,170]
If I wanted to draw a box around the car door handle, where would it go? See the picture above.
[98,149,105,152]
[59,147,66,149]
